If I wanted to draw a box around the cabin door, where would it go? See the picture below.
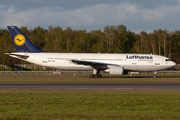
[155,59,160,66]
[42,56,48,63]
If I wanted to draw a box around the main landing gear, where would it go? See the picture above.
[90,74,102,78]
[90,69,102,78]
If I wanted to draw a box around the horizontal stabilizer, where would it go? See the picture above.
[5,53,29,59]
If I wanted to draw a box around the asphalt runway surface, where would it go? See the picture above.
[0,83,180,90]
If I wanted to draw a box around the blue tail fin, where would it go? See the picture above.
[7,26,44,53]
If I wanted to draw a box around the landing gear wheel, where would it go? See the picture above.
[94,74,99,78]
[90,74,94,78]
[99,74,102,78]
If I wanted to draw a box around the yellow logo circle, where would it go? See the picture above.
[14,34,26,46]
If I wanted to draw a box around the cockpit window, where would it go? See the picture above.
[165,59,171,61]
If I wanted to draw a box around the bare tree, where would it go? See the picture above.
[140,31,147,53]
[150,33,156,54]
[162,30,167,56]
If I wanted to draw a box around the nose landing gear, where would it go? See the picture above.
[154,71,157,78]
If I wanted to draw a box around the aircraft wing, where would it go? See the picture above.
[71,59,116,70]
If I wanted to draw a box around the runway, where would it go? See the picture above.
[0,83,180,90]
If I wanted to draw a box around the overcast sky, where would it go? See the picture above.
[1,0,180,33]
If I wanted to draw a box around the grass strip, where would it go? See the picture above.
[0,76,180,83]
[0,90,180,119]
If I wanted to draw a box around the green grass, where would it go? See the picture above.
[1,71,180,78]
[0,76,180,83]
[0,90,180,119]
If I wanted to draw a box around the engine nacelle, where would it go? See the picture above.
[104,66,124,75]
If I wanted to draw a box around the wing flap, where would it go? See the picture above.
[72,59,116,70]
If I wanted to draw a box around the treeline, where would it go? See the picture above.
[0,24,180,64]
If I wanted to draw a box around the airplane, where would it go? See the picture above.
[6,26,176,78]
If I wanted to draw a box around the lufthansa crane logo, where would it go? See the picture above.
[14,34,26,46]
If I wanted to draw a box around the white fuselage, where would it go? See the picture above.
[10,53,176,72]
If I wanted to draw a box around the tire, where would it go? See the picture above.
[99,74,102,78]
[90,74,94,78]
[94,74,99,78]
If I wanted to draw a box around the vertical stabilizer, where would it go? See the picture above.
[7,26,44,52]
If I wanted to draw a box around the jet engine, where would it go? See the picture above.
[104,66,124,75]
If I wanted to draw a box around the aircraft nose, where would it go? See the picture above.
[172,61,176,67]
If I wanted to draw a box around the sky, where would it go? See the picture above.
[1,0,180,33]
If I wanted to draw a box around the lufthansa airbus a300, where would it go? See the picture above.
[6,26,176,78]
